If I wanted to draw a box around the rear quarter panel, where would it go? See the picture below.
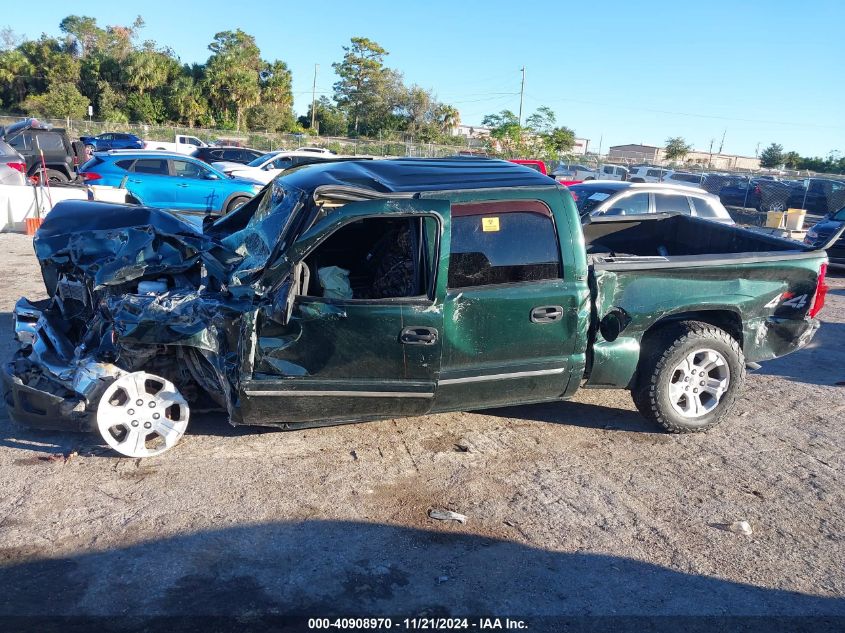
[586,254,825,388]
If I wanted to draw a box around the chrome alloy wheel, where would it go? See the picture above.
[667,348,731,419]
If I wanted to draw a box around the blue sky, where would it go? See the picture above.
[5,0,843,157]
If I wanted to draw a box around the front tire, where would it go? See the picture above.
[632,321,745,433]
[225,196,250,214]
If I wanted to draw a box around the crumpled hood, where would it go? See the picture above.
[34,200,243,291]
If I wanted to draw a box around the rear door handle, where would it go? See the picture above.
[400,326,438,345]
[530,305,564,323]
[177,183,189,188]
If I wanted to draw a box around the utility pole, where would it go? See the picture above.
[718,129,726,154]
[755,142,761,158]
[518,66,525,126]
[708,139,714,168]
[310,64,319,130]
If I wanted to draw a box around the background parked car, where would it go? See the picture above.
[0,140,27,186]
[569,181,734,224]
[0,119,77,183]
[551,164,597,180]
[663,171,706,188]
[594,164,629,181]
[628,166,670,183]
[144,134,208,154]
[191,146,264,165]
[804,206,845,265]
[508,159,548,175]
[79,132,144,152]
[213,151,349,185]
[79,151,262,214]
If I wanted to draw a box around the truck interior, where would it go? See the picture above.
[583,214,812,260]
[300,216,435,300]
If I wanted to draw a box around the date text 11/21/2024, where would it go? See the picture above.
[307,617,529,629]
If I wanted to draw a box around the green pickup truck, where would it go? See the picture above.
[3,159,832,457]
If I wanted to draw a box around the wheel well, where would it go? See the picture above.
[643,310,743,349]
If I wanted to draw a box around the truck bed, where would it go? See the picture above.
[584,214,813,267]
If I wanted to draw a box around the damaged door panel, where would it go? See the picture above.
[2,158,835,457]
[239,198,448,427]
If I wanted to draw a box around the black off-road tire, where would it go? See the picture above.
[632,320,745,433]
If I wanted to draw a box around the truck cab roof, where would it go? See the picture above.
[279,157,559,195]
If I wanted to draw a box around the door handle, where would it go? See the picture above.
[129,179,142,183]
[400,326,438,345]
[177,183,189,188]
[530,305,564,323]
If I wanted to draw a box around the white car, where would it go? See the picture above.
[568,182,735,224]
[292,146,334,155]
[212,151,343,185]
[628,166,671,183]
[144,134,208,155]
[552,163,628,181]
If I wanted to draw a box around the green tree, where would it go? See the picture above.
[0,49,33,107]
[301,96,348,136]
[665,137,692,161]
[167,76,206,127]
[126,92,166,123]
[782,151,801,170]
[332,37,390,135]
[436,104,460,135]
[760,143,784,168]
[204,29,262,131]
[123,49,170,96]
[22,82,89,118]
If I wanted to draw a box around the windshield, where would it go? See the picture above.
[833,208,845,222]
[247,152,278,168]
[568,184,618,214]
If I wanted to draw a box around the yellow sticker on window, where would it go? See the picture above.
[482,217,500,232]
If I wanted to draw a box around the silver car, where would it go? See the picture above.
[568,181,735,224]
[0,140,27,186]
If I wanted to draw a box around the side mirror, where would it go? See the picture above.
[204,172,220,180]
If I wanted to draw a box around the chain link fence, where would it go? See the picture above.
[0,114,485,158]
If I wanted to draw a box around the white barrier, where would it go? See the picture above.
[0,184,128,232]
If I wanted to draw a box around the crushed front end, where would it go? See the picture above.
[2,200,256,432]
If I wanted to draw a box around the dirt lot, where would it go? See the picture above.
[0,231,843,624]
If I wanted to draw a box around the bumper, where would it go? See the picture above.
[745,316,821,363]
[3,298,124,432]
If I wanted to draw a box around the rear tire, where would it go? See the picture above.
[45,169,68,184]
[632,321,745,433]
[225,196,250,214]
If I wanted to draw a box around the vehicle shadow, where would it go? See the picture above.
[758,321,845,386]
[483,400,659,433]
[0,520,842,626]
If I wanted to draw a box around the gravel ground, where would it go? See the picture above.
[0,231,842,624]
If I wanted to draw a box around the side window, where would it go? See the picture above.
[603,166,614,174]
[270,156,295,170]
[34,133,65,151]
[115,159,135,171]
[132,159,168,175]
[654,194,692,215]
[604,192,650,216]
[300,217,436,300]
[7,134,29,150]
[689,197,719,218]
[172,159,207,178]
[646,169,660,178]
[100,133,113,141]
[209,150,224,159]
[448,202,561,288]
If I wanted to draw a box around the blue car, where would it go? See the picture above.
[79,132,144,152]
[79,151,264,214]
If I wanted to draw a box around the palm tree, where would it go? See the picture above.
[124,51,168,96]
[0,50,34,105]
[437,105,460,135]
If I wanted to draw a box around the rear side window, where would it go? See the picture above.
[209,150,225,159]
[132,159,168,175]
[689,196,720,218]
[115,159,135,171]
[646,169,661,178]
[34,133,65,152]
[7,134,29,150]
[448,202,561,288]
[654,194,692,214]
